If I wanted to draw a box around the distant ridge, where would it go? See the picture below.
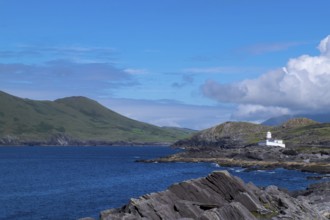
[280,118,318,129]
[173,121,269,148]
[262,115,294,126]
[0,91,195,146]
[262,113,330,126]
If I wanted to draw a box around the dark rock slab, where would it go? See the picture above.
[199,202,257,220]
[99,171,325,220]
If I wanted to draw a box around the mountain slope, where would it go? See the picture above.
[0,91,194,145]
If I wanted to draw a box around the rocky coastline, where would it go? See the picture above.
[139,145,330,174]
[154,119,330,174]
[81,171,330,220]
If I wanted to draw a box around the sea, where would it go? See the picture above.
[0,146,324,220]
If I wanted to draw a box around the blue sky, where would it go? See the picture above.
[1,1,330,129]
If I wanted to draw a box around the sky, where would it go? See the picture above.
[1,0,330,130]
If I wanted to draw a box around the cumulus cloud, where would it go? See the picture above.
[202,35,330,121]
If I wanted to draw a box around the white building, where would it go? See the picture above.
[258,131,285,148]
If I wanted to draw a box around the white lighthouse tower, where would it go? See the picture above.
[259,131,285,148]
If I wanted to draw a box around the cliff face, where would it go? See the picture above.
[97,171,326,220]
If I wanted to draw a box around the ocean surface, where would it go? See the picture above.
[0,146,323,220]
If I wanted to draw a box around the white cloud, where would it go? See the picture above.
[99,98,232,130]
[318,35,330,56]
[124,68,148,74]
[202,35,330,121]
[231,104,290,121]
[0,60,136,100]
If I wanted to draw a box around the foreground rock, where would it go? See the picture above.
[97,171,325,220]
[293,181,330,219]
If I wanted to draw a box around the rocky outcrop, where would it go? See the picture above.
[98,171,325,220]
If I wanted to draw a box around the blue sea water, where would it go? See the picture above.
[0,146,323,220]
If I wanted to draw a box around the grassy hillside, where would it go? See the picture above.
[173,121,270,148]
[271,118,330,150]
[0,91,195,145]
[173,118,330,149]
[262,113,330,126]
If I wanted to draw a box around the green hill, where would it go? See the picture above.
[173,121,270,148]
[0,91,195,145]
[173,118,330,150]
